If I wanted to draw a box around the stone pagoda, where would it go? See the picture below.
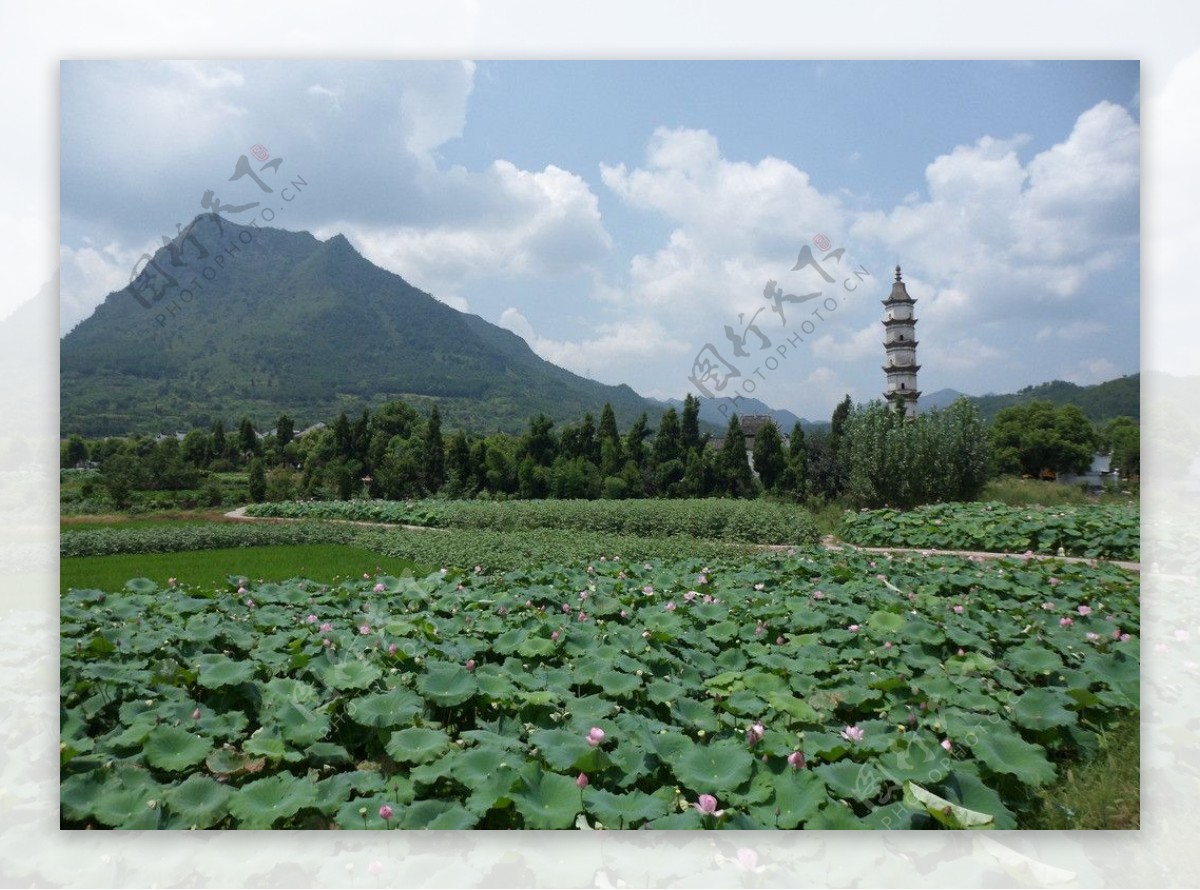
[882,265,920,418]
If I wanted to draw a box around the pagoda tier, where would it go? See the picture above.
[882,363,921,373]
[884,389,922,401]
[882,316,918,327]
[884,339,919,349]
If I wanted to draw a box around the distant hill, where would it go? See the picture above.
[654,395,830,435]
[918,388,969,413]
[60,215,665,437]
[968,374,1139,424]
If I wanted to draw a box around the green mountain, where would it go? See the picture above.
[968,374,1139,425]
[60,214,661,437]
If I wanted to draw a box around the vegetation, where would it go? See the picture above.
[60,215,665,437]
[61,545,421,597]
[243,498,820,546]
[838,502,1139,561]
[843,399,990,509]
[60,548,1138,829]
[969,374,1139,425]
[989,402,1099,478]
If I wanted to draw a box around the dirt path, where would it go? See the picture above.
[225,507,1139,572]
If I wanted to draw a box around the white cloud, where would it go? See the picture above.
[851,101,1139,316]
[499,307,690,386]
[325,160,612,298]
[811,323,881,362]
[1066,357,1120,385]
[59,240,155,334]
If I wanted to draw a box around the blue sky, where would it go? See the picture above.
[60,60,1140,421]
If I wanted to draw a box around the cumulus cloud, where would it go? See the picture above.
[499,307,691,386]
[851,100,1139,319]
[322,160,612,298]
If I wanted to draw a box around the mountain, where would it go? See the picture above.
[918,388,969,413]
[654,395,829,434]
[967,374,1139,424]
[60,215,663,437]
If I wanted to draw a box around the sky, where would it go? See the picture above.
[59,60,1140,421]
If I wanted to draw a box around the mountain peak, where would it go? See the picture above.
[61,222,660,436]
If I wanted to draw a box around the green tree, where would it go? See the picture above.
[680,394,702,454]
[62,434,89,468]
[276,414,295,448]
[717,413,756,497]
[248,457,267,502]
[990,401,1096,477]
[624,413,650,470]
[652,407,682,468]
[597,403,624,475]
[751,419,787,492]
[237,416,260,457]
[422,405,446,493]
[1106,416,1140,480]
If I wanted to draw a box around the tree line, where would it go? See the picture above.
[62,392,1138,511]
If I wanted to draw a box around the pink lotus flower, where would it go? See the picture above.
[168,577,177,586]
[1048,577,1060,586]
[940,738,952,752]
[1042,602,1055,610]
[812,590,825,600]
[754,623,765,636]
[551,630,560,642]
[619,609,628,618]
[840,725,865,743]
[579,591,589,600]
[1060,617,1073,627]
[562,603,572,613]
[776,635,786,645]
[697,573,709,585]
[237,586,247,595]
[693,794,724,817]
[848,624,860,632]
[754,583,765,591]
[787,751,805,770]
[576,772,589,789]
[322,638,331,647]
[372,582,385,593]
[703,594,715,604]
[244,598,255,608]
[305,614,318,624]
[1112,628,1122,640]
[586,727,606,747]
[1077,605,1092,616]
[1086,632,1100,642]
[1120,633,1131,642]
[191,708,202,720]
[379,804,393,820]
[746,722,765,746]
[359,624,370,635]
[883,641,893,650]
[320,622,333,633]
[665,602,677,612]
[387,643,397,655]
[952,605,964,614]
[683,591,697,602]
[957,648,966,656]
[465,659,476,672]
[577,611,588,622]
[643,585,655,596]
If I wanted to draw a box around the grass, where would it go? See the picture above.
[60,544,424,595]
[980,476,1136,508]
[1023,716,1140,829]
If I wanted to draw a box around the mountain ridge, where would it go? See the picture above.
[60,215,661,437]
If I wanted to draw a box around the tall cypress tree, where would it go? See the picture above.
[681,394,702,454]
[718,413,755,497]
[752,419,786,492]
[422,405,445,493]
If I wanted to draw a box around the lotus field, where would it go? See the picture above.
[60,545,1139,829]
